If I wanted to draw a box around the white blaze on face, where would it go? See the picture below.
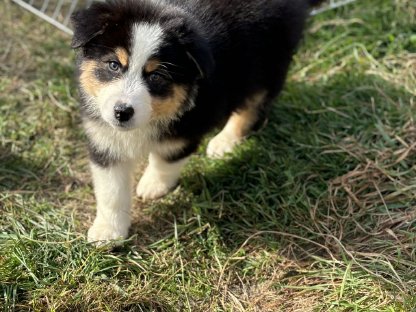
[97,23,164,130]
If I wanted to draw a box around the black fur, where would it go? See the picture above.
[160,0,314,153]
[88,143,120,167]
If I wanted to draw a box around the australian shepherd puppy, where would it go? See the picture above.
[71,0,322,242]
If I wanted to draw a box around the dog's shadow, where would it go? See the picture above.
[129,73,415,259]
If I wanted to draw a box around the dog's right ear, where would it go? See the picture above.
[70,3,112,49]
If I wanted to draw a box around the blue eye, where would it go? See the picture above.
[108,61,121,71]
[148,72,163,83]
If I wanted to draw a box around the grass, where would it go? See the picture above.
[1,0,416,310]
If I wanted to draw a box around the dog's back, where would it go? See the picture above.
[166,0,313,139]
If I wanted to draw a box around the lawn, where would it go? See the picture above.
[1,0,415,311]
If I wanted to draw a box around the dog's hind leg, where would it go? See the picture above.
[207,90,268,158]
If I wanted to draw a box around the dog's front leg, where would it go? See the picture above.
[87,161,134,243]
[136,153,189,201]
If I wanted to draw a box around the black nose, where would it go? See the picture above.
[114,103,134,122]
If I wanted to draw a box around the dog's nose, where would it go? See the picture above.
[114,103,134,122]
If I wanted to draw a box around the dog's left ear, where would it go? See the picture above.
[70,2,112,49]
[168,17,214,79]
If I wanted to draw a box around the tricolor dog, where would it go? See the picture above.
[71,0,322,242]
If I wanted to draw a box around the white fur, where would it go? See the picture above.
[94,23,164,131]
[130,23,164,73]
[85,118,188,241]
[88,161,134,242]
[83,119,155,162]
[97,79,153,130]
[137,153,189,200]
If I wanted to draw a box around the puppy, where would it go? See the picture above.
[71,0,322,242]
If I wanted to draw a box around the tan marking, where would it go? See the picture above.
[206,90,268,158]
[80,60,106,97]
[225,90,268,137]
[151,85,188,119]
[144,59,160,73]
[153,139,187,159]
[115,47,129,67]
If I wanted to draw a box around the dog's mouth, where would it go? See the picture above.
[109,120,136,132]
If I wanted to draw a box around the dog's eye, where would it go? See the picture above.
[145,72,170,95]
[148,72,163,83]
[108,61,121,72]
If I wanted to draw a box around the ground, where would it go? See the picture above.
[1,0,415,311]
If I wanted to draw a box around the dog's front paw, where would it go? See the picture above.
[207,132,242,159]
[136,169,177,201]
[87,219,129,244]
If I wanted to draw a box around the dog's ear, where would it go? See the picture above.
[185,34,214,80]
[168,17,214,79]
[70,3,112,49]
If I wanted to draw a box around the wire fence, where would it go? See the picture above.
[11,0,358,35]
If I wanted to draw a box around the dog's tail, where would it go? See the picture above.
[308,0,325,6]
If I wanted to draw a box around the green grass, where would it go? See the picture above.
[1,0,416,310]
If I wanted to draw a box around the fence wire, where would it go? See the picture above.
[11,0,358,35]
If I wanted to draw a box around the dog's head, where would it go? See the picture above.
[71,0,213,131]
